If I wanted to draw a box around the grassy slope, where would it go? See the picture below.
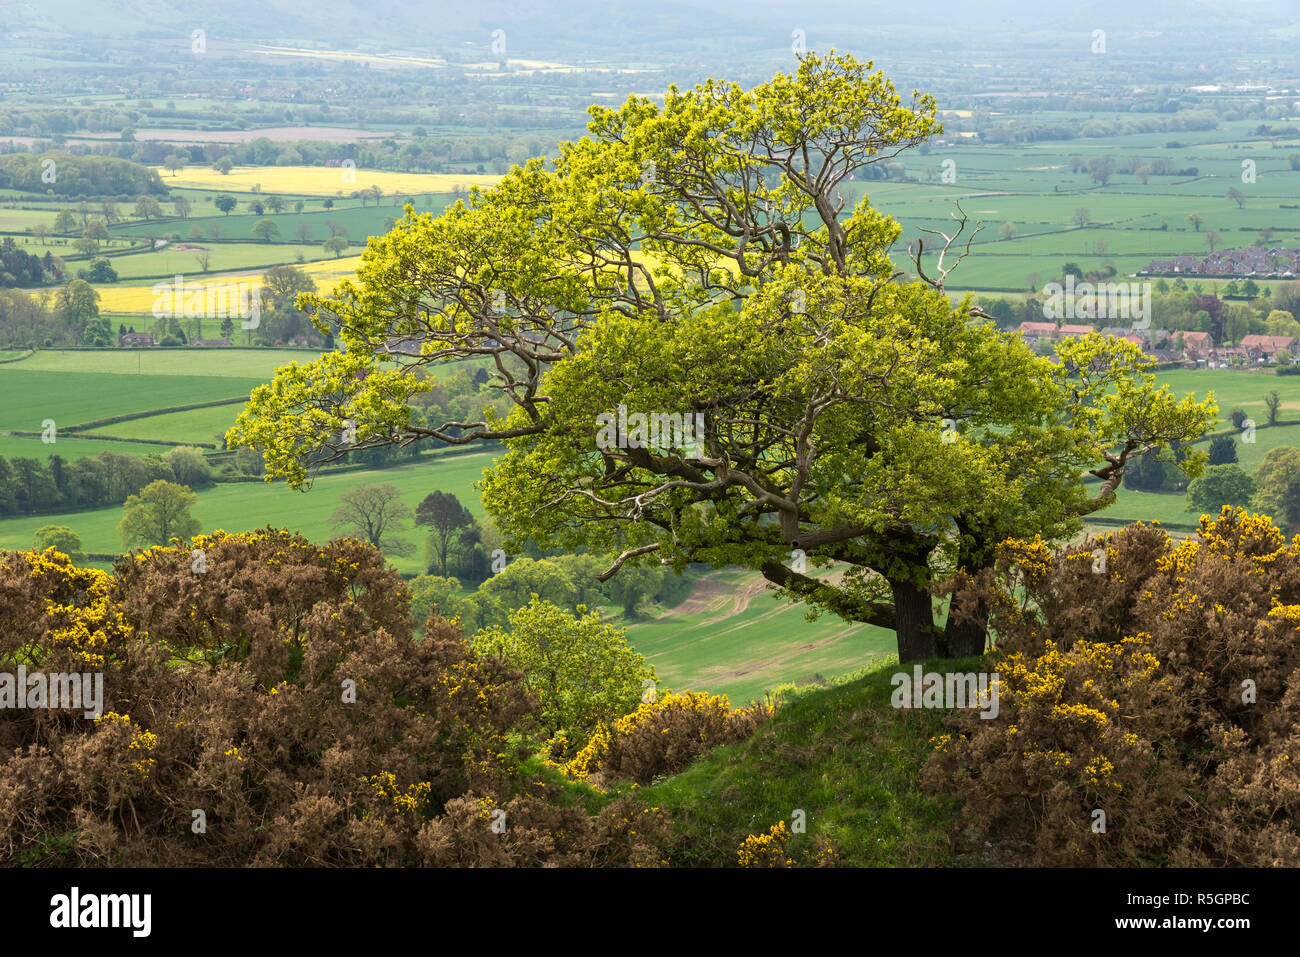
[621,566,897,705]
[626,655,969,867]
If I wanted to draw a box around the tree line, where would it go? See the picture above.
[0,446,211,517]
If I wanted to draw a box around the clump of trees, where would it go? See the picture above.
[0,152,165,197]
[0,447,212,518]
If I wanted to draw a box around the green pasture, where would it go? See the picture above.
[0,433,175,460]
[620,566,897,705]
[8,348,316,378]
[98,243,333,279]
[89,402,244,444]
[0,452,496,575]
[0,369,262,432]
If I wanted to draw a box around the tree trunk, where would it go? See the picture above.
[943,595,989,658]
[890,576,939,662]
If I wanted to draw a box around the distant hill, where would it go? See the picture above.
[6,0,1298,52]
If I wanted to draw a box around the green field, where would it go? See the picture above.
[620,567,897,705]
[0,452,496,576]
[0,369,262,432]
[91,402,244,444]
[7,348,315,378]
[100,243,335,279]
[0,433,175,460]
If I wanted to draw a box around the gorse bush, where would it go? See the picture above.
[735,820,839,868]
[0,532,668,866]
[929,508,1300,866]
[563,690,771,787]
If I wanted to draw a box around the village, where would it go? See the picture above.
[1013,320,1297,368]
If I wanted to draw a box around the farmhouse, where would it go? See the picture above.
[119,332,156,347]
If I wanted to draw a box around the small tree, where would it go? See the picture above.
[472,597,657,753]
[1187,214,1203,232]
[86,257,117,282]
[33,525,85,563]
[118,480,201,549]
[161,446,212,487]
[1207,434,1238,466]
[330,482,414,555]
[416,490,475,576]
[322,236,348,258]
[134,195,163,220]
[251,219,280,242]
[1266,389,1282,426]
[214,194,237,216]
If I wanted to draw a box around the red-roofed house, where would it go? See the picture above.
[1017,321,1057,339]
[1058,324,1096,337]
[1240,334,1297,357]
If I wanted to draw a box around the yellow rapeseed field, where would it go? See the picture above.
[95,256,363,314]
[151,165,501,197]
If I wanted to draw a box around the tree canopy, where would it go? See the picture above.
[228,52,1215,661]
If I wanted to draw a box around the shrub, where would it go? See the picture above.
[0,532,667,866]
[563,690,771,786]
[1231,407,1248,429]
[735,820,839,868]
[930,509,1300,866]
